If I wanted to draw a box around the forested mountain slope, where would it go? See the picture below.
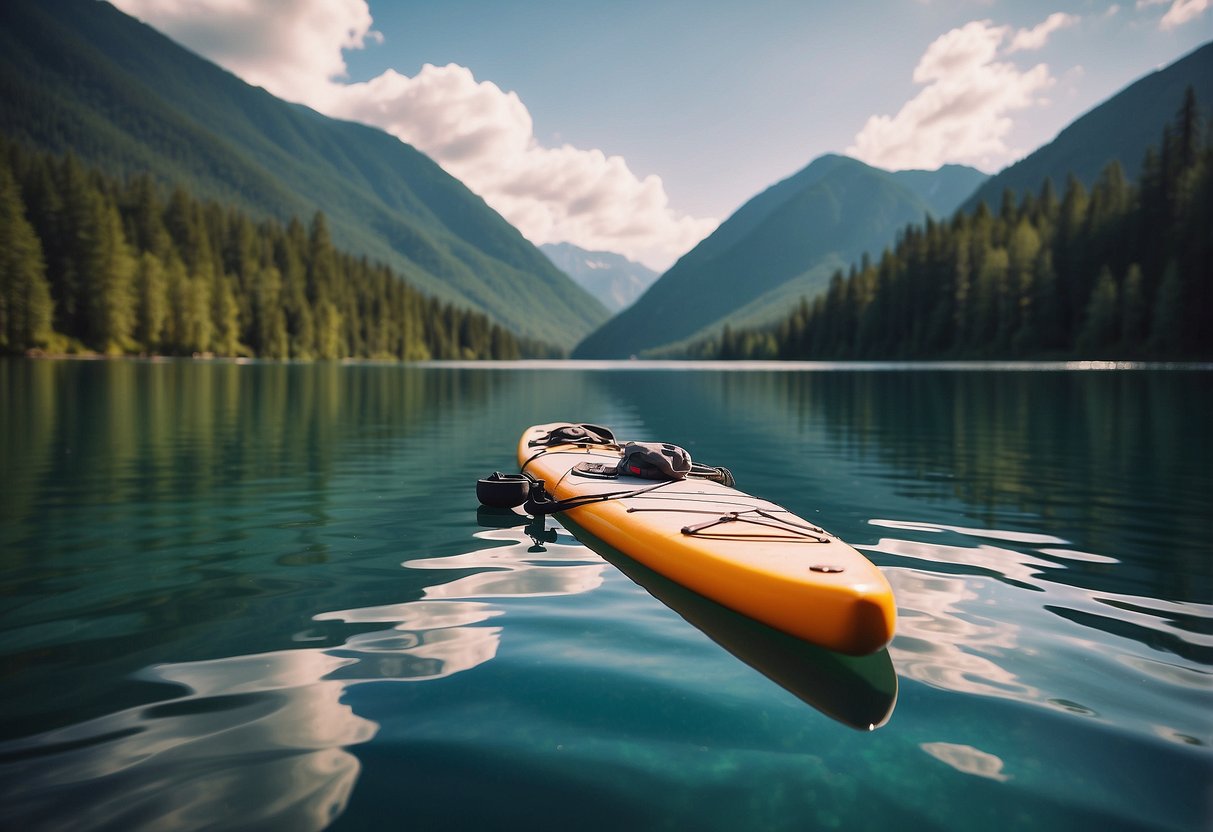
[1,140,546,359]
[691,93,1213,362]
[963,41,1213,212]
[573,156,985,358]
[0,0,607,349]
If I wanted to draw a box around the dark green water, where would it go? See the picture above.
[1,359,1210,831]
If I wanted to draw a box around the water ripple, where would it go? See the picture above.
[865,519,1213,748]
[0,523,605,831]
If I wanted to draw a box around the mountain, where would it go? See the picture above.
[572,155,986,358]
[0,0,607,350]
[963,41,1213,211]
[540,243,659,312]
[893,165,992,217]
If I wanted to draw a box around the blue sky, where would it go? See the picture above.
[112,0,1211,269]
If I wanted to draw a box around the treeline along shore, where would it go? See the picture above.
[3,90,1210,364]
[690,90,1212,362]
[0,137,558,360]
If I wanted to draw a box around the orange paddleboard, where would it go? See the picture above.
[517,423,896,656]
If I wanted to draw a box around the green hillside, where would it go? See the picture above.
[693,90,1213,362]
[0,140,553,359]
[573,155,984,358]
[963,41,1213,211]
[0,0,607,350]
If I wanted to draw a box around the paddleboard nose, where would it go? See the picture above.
[840,593,897,656]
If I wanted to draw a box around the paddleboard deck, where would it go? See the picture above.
[517,423,896,655]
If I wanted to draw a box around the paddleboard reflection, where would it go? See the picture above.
[480,508,898,732]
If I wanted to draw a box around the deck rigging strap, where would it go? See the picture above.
[523,479,677,516]
[679,509,832,543]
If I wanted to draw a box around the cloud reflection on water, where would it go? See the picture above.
[408,528,607,599]
[0,668,371,831]
[867,520,1213,747]
[920,741,1012,782]
[0,524,602,831]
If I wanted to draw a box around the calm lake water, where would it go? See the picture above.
[1,359,1210,831]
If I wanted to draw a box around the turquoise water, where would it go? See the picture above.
[1,359,1210,831]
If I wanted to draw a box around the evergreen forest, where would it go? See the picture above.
[694,91,1212,362]
[0,137,552,360]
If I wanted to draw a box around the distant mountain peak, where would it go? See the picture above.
[887,164,990,217]
[572,154,988,359]
[540,243,659,313]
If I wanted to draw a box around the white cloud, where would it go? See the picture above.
[1159,0,1211,28]
[110,0,713,270]
[1008,12,1080,52]
[847,19,1057,172]
[1135,0,1210,27]
[114,0,379,104]
[324,64,715,269]
[912,19,1007,82]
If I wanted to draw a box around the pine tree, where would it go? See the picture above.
[0,166,53,352]
[164,186,215,280]
[1055,175,1089,332]
[211,275,241,355]
[1120,263,1147,355]
[123,173,171,258]
[88,197,136,353]
[1029,247,1062,353]
[973,248,1009,355]
[306,212,336,305]
[1149,260,1183,357]
[54,154,101,337]
[183,270,213,354]
[1174,86,1201,172]
[1077,266,1120,355]
[161,255,189,352]
[133,251,167,351]
[284,283,314,359]
[1008,218,1042,354]
[314,298,342,359]
[1036,178,1060,231]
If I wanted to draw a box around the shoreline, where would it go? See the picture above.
[9,353,1212,372]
